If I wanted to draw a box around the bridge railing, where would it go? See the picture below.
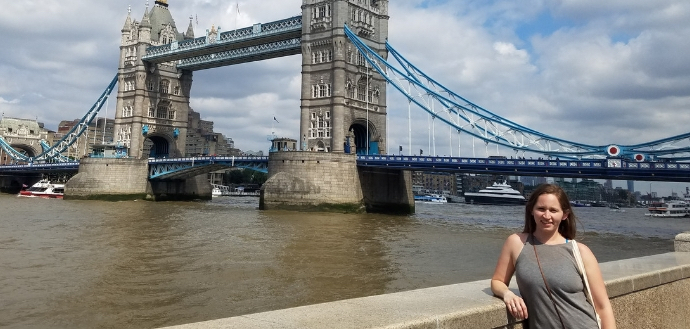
[356,155,690,170]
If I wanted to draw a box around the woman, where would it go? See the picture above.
[490,184,616,328]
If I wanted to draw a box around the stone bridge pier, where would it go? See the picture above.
[260,152,414,214]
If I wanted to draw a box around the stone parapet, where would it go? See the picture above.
[675,232,690,252]
[158,252,690,329]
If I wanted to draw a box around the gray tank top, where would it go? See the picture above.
[514,236,599,329]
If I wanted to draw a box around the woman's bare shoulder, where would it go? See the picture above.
[505,233,528,247]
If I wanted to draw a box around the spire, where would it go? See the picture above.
[141,2,152,29]
[185,15,195,39]
[121,5,132,32]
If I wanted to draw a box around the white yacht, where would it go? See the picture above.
[464,182,526,205]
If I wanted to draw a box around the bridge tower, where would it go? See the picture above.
[114,0,194,158]
[300,0,389,154]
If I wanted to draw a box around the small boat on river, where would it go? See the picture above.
[414,194,448,203]
[464,182,526,205]
[17,179,65,199]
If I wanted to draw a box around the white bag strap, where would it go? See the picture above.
[572,240,602,329]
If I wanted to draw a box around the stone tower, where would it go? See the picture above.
[300,0,389,154]
[114,0,195,158]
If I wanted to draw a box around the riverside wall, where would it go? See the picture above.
[65,158,211,201]
[159,233,690,329]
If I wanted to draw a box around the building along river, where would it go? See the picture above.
[0,194,687,328]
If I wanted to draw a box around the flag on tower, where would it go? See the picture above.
[273,116,279,123]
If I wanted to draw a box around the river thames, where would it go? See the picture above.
[1,194,688,328]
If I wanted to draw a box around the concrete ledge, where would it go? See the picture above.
[159,252,690,329]
[674,232,690,252]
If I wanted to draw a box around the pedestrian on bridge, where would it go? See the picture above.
[490,184,616,328]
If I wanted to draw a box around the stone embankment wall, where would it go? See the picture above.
[159,233,690,329]
[65,158,211,201]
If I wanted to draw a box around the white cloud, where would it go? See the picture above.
[0,0,689,194]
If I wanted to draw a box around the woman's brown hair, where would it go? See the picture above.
[523,183,577,239]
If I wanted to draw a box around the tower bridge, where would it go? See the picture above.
[1,0,690,209]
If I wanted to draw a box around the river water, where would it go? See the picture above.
[1,194,687,328]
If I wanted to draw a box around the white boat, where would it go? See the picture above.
[212,187,222,197]
[414,194,448,203]
[17,179,65,199]
[464,182,526,205]
[645,201,689,217]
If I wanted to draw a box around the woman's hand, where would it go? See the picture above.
[503,291,528,320]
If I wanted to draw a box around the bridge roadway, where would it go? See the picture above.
[1,155,689,182]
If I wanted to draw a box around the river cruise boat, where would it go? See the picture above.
[645,201,690,218]
[414,194,448,203]
[17,179,65,199]
[464,182,526,205]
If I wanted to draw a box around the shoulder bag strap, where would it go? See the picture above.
[532,235,566,329]
[572,240,602,329]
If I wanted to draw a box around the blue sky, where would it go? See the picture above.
[0,0,689,195]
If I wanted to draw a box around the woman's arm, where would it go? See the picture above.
[491,233,528,320]
[579,243,616,329]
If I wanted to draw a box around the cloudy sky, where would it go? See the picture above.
[1,0,689,195]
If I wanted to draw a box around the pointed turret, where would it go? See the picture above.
[122,6,132,32]
[139,2,152,43]
[185,16,195,39]
[141,4,152,29]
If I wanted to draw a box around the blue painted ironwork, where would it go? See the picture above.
[40,140,70,162]
[356,155,690,182]
[344,25,690,161]
[0,75,118,163]
[148,156,268,180]
[0,136,31,162]
[143,15,302,70]
[177,38,301,70]
[0,162,79,173]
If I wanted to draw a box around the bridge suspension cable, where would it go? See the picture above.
[0,75,118,163]
[343,25,690,161]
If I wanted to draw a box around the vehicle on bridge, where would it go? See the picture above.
[18,179,64,199]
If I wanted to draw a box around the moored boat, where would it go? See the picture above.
[414,194,448,203]
[17,179,65,199]
[645,201,689,217]
[464,182,526,205]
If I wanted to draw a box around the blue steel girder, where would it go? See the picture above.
[176,38,301,71]
[0,136,31,162]
[356,155,690,182]
[343,25,690,161]
[148,156,268,180]
[0,76,117,163]
[143,15,302,70]
[0,162,79,173]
